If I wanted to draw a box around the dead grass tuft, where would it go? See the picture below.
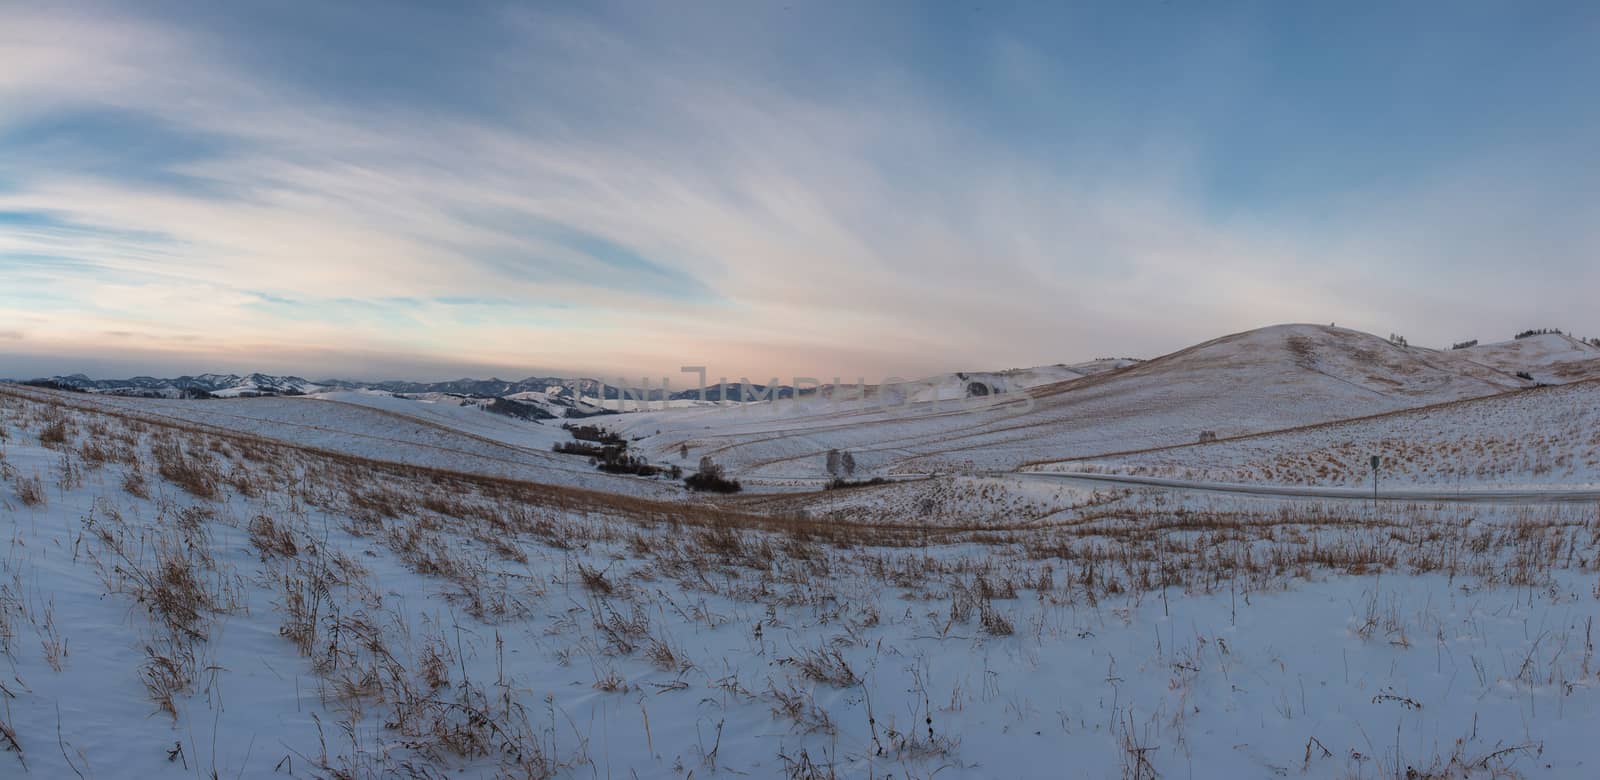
[12,474,45,507]
[248,515,299,560]
[783,645,858,687]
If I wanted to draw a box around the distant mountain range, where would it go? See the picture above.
[13,360,1141,410]
[24,372,328,398]
[17,372,817,401]
[15,327,1600,411]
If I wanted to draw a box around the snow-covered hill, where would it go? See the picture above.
[17,323,1600,487]
[606,324,1596,480]
[1037,377,1600,489]
[0,384,676,497]
[36,372,327,398]
[1440,332,1600,384]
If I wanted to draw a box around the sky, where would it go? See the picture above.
[2,1,1598,382]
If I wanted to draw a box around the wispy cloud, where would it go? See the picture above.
[3,2,1598,380]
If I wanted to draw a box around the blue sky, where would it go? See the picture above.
[2,1,1598,380]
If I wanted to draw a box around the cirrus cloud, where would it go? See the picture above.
[3,2,1598,380]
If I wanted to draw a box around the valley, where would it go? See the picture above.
[3,324,1598,778]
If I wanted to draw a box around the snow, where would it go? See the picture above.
[1447,333,1600,385]
[3,322,1599,778]
[3,393,1597,778]
[3,385,676,498]
[1037,379,1600,490]
[601,325,1586,484]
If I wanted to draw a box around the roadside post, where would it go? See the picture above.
[1370,455,1380,506]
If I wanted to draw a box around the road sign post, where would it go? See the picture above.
[1370,455,1380,505]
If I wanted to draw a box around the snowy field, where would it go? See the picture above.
[1035,379,1600,490]
[0,384,675,498]
[1,381,1597,778]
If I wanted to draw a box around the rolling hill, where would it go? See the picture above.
[609,324,1600,481]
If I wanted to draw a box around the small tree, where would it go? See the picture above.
[686,456,740,493]
[1515,328,1562,340]
[840,450,856,477]
[698,455,722,479]
[825,449,842,478]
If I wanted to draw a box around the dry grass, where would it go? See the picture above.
[141,640,192,721]
[3,382,1597,778]
[12,474,45,507]
[770,680,837,735]
[36,416,69,448]
[784,645,858,687]
[575,562,614,595]
[121,468,150,498]
[248,514,299,560]
[0,708,22,771]
[75,494,246,721]
[151,439,221,500]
